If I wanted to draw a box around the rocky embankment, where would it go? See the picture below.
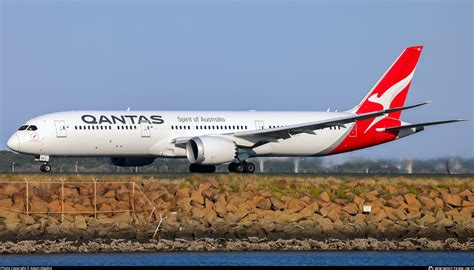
[0,174,472,253]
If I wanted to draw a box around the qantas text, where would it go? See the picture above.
[81,115,164,125]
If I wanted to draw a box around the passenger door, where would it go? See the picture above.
[255,120,265,130]
[54,120,67,138]
[141,122,151,137]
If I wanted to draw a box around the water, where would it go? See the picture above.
[0,251,472,266]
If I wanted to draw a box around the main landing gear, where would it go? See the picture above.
[39,163,52,173]
[228,162,255,174]
[189,164,216,173]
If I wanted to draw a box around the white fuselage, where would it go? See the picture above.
[7,110,353,159]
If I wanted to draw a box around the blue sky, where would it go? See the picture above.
[1,0,472,159]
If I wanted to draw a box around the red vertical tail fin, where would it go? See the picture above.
[350,46,423,119]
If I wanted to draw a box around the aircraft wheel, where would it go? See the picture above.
[234,163,245,173]
[228,163,236,172]
[40,163,52,173]
[244,162,255,173]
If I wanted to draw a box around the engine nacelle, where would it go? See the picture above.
[109,157,156,167]
[186,136,236,165]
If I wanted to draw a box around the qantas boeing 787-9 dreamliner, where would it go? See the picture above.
[6,46,466,173]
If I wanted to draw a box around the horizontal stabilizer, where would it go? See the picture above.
[376,119,467,132]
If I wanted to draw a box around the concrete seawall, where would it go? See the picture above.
[0,174,472,252]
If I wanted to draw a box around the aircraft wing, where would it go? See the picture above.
[232,102,430,143]
[376,119,467,132]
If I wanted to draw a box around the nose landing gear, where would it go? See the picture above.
[40,163,52,173]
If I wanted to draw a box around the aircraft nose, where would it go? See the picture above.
[6,134,20,151]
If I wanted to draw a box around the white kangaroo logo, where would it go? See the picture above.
[364,69,415,133]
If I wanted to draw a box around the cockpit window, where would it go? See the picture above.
[18,125,28,131]
[27,125,38,131]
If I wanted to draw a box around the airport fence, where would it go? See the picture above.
[0,178,159,225]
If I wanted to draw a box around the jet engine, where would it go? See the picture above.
[109,157,156,167]
[186,136,237,165]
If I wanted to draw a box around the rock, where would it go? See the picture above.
[202,190,218,202]
[384,207,407,221]
[449,187,460,194]
[260,190,272,198]
[104,190,116,198]
[287,199,306,213]
[202,208,217,223]
[364,192,378,202]
[176,188,191,198]
[117,222,132,231]
[444,194,462,207]
[459,206,473,219]
[404,194,421,209]
[373,211,387,223]
[459,190,472,197]
[342,203,358,215]
[0,198,12,208]
[63,187,79,197]
[213,198,227,217]
[434,197,444,208]
[318,218,334,232]
[99,204,113,213]
[320,204,339,217]
[190,191,205,205]
[462,200,474,207]
[319,191,331,203]
[5,220,20,232]
[74,204,94,213]
[385,185,398,195]
[30,196,48,213]
[255,209,274,219]
[326,209,340,222]
[377,219,394,233]
[406,211,421,220]
[300,196,312,205]
[420,196,436,210]
[97,215,114,225]
[79,186,90,196]
[299,202,319,217]
[270,197,285,210]
[353,196,365,207]
[235,209,250,221]
[3,185,21,196]
[191,207,205,219]
[256,198,272,210]
[176,197,192,213]
[19,214,35,225]
[418,213,436,225]
[112,212,131,223]
[74,215,87,230]
[46,223,61,234]
[225,203,239,213]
